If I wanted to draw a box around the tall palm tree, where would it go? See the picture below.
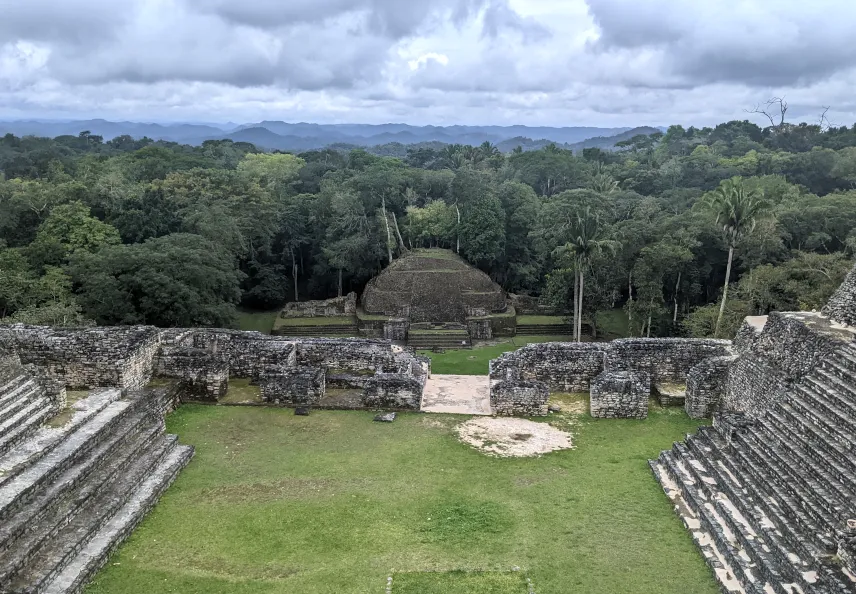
[703,178,768,337]
[553,208,620,341]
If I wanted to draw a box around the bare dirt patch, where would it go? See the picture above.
[456,417,573,457]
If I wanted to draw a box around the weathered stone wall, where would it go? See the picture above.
[281,292,357,318]
[840,521,856,575]
[821,261,856,326]
[362,374,422,409]
[490,343,607,393]
[722,312,845,417]
[0,325,161,389]
[590,371,650,419]
[733,318,764,354]
[466,318,492,340]
[383,320,408,341]
[490,379,549,416]
[156,346,229,401]
[259,366,325,406]
[723,355,789,417]
[684,355,736,419]
[606,338,733,383]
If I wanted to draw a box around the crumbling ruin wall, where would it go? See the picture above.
[363,374,422,409]
[723,312,843,417]
[684,355,736,419]
[281,292,357,318]
[490,343,607,393]
[0,325,161,390]
[590,370,650,419]
[259,366,326,406]
[606,338,733,384]
[156,346,228,401]
[822,261,856,326]
[490,379,549,416]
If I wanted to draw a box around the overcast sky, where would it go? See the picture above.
[1,0,855,127]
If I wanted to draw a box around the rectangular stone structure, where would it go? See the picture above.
[589,370,650,419]
[490,379,549,416]
[259,366,325,406]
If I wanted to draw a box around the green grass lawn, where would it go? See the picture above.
[421,336,573,375]
[85,399,716,594]
[236,310,280,334]
[514,315,568,325]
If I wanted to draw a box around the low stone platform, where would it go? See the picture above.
[420,375,491,415]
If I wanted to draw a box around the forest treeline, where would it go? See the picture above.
[1,118,855,338]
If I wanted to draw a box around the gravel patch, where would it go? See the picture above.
[457,417,573,457]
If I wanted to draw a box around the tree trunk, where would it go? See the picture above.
[715,246,734,338]
[290,246,299,302]
[647,298,653,338]
[455,204,461,254]
[577,263,585,342]
[572,266,579,342]
[382,195,393,264]
[673,270,681,323]
[627,271,633,322]
[338,269,343,298]
[392,211,406,254]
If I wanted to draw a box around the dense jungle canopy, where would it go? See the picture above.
[1,119,855,338]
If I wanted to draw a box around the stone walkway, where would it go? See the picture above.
[420,375,491,415]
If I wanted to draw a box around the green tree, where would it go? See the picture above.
[702,177,769,337]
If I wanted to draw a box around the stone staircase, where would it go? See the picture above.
[0,366,56,458]
[273,324,359,337]
[0,373,193,593]
[407,330,472,350]
[651,343,856,593]
[515,323,574,336]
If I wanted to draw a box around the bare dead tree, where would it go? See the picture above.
[745,96,789,127]
[819,106,832,132]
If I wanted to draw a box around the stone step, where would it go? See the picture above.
[749,419,856,523]
[811,369,856,408]
[0,390,122,488]
[672,440,803,592]
[0,377,36,411]
[820,357,856,383]
[40,443,194,594]
[686,429,820,570]
[788,387,856,451]
[5,434,182,593]
[727,427,839,554]
[0,420,162,582]
[0,384,41,426]
[653,450,768,593]
[0,399,136,523]
[772,405,856,478]
[0,399,54,458]
[0,404,162,550]
[731,428,842,549]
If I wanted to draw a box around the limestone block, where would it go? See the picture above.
[490,379,549,416]
[590,370,650,419]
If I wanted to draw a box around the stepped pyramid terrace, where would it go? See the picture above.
[271,249,574,347]
[0,264,852,592]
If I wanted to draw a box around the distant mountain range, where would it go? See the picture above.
[0,119,664,153]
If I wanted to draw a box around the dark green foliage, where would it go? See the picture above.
[1,118,855,331]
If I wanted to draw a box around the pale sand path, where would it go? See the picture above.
[420,374,492,415]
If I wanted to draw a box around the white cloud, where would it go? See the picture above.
[0,0,855,126]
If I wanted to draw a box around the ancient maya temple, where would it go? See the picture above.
[273,248,565,347]
[0,264,853,592]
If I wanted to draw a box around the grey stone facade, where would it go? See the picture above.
[651,266,856,594]
[684,355,736,419]
[259,366,326,406]
[489,337,735,416]
[490,379,549,416]
[821,261,856,326]
[363,373,423,409]
[280,292,357,318]
[590,371,650,419]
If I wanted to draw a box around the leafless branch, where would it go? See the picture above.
[744,96,788,128]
